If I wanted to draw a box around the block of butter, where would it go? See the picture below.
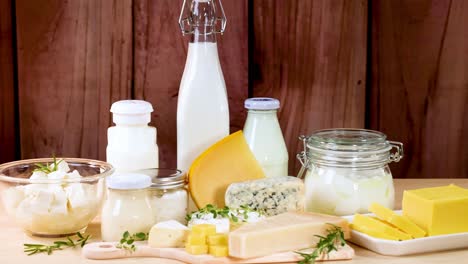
[369,203,426,238]
[402,185,468,236]
[228,211,349,259]
[148,220,189,248]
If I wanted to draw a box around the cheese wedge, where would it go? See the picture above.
[188,131,265,207]
[402,185,468,236]
[148,220,189,248]
[352,214,412,241]
[369,203,426,238]
[228,212,350,259]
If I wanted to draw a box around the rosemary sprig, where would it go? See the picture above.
[33,156,63,174]
[295,224,347,264]
[23,232,90,256]
[116,231,149,252]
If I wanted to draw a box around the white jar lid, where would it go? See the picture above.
[245,98,280,110]
[110,100,154,125]
[106,173,152,190]
[111,100,153,114]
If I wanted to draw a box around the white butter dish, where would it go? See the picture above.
[343,211,468,256]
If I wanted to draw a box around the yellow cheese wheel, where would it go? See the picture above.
[188,131,265,208]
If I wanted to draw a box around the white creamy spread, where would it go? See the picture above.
[187,208,265,233]
[2,160,99,234]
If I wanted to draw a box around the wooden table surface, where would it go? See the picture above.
[1,179,467,264]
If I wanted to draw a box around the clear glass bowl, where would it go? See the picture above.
[0,158,114,237]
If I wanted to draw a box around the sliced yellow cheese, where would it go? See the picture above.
[352,214,412,240]
[191,224,217,238]
[369,203,426,238]
[185,244,208,255]
[228,212,350,259]
[209,245,229,257]
[402,185,468,236]
[188,131,265,207]
[350,224,399,240]
[207,234,228,246]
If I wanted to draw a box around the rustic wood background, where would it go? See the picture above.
[0,0,466,178]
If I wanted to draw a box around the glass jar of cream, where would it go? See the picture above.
[101,173,156,241]
[297,129,403,216]
[142,169,188,224]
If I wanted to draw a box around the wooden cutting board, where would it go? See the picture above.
[82,242,355,263]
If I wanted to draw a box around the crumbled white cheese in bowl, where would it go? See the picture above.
[0,158,114,237]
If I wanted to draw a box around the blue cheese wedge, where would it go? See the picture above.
[225,176,305,216]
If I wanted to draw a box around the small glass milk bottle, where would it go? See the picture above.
[101,173,156,241]
[243,98,289,177]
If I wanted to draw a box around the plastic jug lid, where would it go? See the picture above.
[110,100,154,115]
[106,173,152,190]
[245,98,280,110]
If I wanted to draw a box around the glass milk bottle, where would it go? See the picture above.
[106,100,159,172]
[243,98,289,177]
[177,0,229,171]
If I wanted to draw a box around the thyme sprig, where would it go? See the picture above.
[116,231,149,252]
[33,156,63,174]
[295,224,347,264]
[23,232,90,255]
[186,204,263,223]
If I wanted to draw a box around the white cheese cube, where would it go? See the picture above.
[17,189,54,215]
[49,186,68,214]
[64,183,87,209]
[23,183,49,196]
[148,220,189,248]
[225,176,305,216]
[30,171,47,182]
[50,159,70,173]
[67,170,82,179]
[47,170,67,180]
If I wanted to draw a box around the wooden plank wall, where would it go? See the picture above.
[133,0,248,168]
[0,0,16,162]
[0,0,466,178]
[15,0,132,160]
[252,0,368,174]
[370,0,468,178]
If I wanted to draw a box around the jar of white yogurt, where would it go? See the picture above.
[297,129,403,216]
[146,169,188,224]
[101,173,156,241]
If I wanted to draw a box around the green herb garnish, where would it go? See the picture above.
[186,204,263,223]
[33,156,63,174]
[23,232,90,255]
[116,231,149,252]
[295,224,347,264]
[186,204,231,222]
